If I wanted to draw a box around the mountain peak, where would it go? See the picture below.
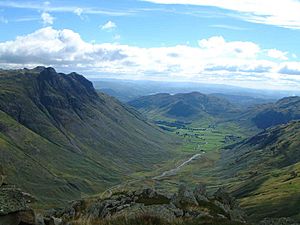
[34,67,99,102]
[31,66,55,73]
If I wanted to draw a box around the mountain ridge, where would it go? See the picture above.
[239,96,300,129]
[128,92,239,121]
[0,67,175,206]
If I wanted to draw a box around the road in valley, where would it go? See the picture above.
[101,152,204,198]
[152,153,202,180]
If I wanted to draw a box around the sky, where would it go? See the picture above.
[0,0,300,90]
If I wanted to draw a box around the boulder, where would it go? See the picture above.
[213,187,245,222]
[171,184,198,208]
[193,183,209,203]
[259,217,299,225]
[18,210,36,224]
[213,187,236,208]
[113,203,178,221]
[35,213,46,225]
[0,176,4,187]
[0,166,5,187]
[0,185,35,225]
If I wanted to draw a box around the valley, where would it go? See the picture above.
[96,114,252,204]
[1,2,300,224]
[1,67,300,224]
[123,92,300,222]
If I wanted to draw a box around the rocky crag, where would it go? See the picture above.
[38,184,247,225]
[0,183,35,225]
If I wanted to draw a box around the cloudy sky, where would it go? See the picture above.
[0,0,300,90]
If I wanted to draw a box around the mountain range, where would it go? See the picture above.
[1,67,300,224]
[0,67,174,206]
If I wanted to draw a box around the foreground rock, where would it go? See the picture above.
[0,184,35,225]
[42,184,247,225]
[259,218,299,225]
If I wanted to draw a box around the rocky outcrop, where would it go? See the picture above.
[0,184,35,225]
[171,184,198,208]
[42,184,247,225]
[213,187,245,222]
[259,218,300,225]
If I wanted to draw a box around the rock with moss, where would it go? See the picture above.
[0,184,35,225]
[0,166,6,187]
[212,187,245,222]
[53,184,248,225]
[259,217,299,225]
[171,184,198,208]
[193,183,209,203]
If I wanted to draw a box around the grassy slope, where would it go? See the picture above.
[219,121,300,221]
[0,67,176,207]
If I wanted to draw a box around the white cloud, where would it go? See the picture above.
[41,12,54,25]
[267,49,288,60]
[0,27,299,90]
[141,0,300,29]
[74,8,83,17]
[209,24,246,30]
[101,21,117,31]
[198,36,260,58]
[0,1,132,16]
[278,62,300,75]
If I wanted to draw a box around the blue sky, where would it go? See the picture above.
[0,0,300,90]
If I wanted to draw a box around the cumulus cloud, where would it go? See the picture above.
[0,27,126,66]
[141,0,300,29]
[267,49,288,60]
[198,36,260,58]
[41,12,54,25]
[278,62,300,75]
[101,21,117,31]
[0,27,299,90]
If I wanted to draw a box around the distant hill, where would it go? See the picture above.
[128,92,239,122]
[93,78,293,103]
[240,96,300,129]
[210,93,275,108]
[220,121,300,221]
[0,67,174,206]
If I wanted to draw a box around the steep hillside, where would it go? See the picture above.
[219,121,300,221]
[241,96,300,129]
[0,67,174,207]
[128,92,239,122]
